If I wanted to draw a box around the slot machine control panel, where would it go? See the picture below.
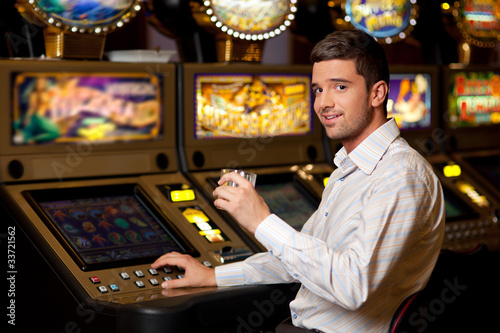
[1,173,257,305]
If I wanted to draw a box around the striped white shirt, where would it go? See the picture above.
[215,118,445,332]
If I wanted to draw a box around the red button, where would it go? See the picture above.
[89,276,100,284]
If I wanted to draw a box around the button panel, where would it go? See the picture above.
[443,219,498,251]
[87,264,202,296]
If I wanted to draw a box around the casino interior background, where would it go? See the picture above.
[1,0,500,332]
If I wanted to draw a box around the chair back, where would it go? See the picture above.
[389,243,499,332]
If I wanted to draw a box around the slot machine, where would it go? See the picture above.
[0,59,296,332]
[178,63,334,250]
[437,64,500,250]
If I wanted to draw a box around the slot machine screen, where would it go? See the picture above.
[0,60,177,158]
[23,184,197,271]
[11,72,163,145]
[442,185,479,222]
[181,63,325,170]
[384,66,440,154]
[194,72,313,139]
[442,65,500,151]
[255,173,319,230]
[387,73,433,131]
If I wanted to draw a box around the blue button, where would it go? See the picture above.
[293,314,298,319]
[109,284,120,292]
[325,212,328,217]
[339,177,345,181]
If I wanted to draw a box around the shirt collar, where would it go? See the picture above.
[334,118,400,175]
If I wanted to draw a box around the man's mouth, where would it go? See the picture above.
[324,114,342,123]
[325,115,341,120]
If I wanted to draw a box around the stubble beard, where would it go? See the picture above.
[324,101,374,142]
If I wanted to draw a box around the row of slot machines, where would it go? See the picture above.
[1,59,499,332]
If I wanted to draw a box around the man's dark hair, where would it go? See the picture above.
[310,30,390,113]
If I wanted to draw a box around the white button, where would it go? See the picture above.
[97,286,108,294]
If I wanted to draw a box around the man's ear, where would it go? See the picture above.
[371,80,388,108]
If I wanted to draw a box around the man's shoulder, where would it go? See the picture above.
[381,137,436,179]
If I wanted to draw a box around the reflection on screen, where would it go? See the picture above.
[12,72,163,145]
[194,73,313,139]
[256,181,318,230]
[387,73,432,131]
[447,71,500,128]
[37,193,184,266]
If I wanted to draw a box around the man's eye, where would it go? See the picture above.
[313,88,323,94]
[336,85,346,91]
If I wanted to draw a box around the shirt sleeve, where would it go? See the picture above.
[255,171,444,311]
[215,218,301,287]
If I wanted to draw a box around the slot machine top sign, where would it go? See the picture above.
[451,0,500,48]
[15,0,143,59]
[344,0,418,44]
[191,0,297,62]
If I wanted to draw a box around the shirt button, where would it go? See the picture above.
[339,177,345,181]
[293,314,298,319]
[325,212,328,217]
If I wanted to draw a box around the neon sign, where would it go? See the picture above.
[345,0,418,43]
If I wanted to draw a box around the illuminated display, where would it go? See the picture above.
[170,190,196,202]
[23,185,189,270]
[387,73,432,131]
[447,71,500,128]
[455,180,490,208]
[180,206,228,243]
[194,73,312,139]
[157,184,197,203]
[345,0,418,43]
[12,72,163,145]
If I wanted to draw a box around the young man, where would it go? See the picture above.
[152,30,445,332]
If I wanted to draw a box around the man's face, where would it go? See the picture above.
[312,59,375,153]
